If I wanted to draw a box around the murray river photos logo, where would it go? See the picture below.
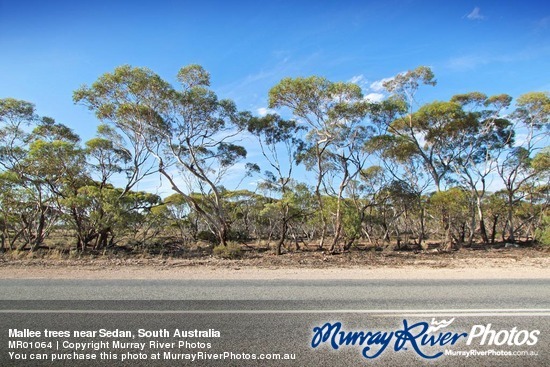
[311,318,540,359]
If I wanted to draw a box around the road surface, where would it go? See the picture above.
[1,279,548,366]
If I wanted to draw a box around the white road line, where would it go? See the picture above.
[0,309,549,316]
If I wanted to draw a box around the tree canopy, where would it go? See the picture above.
[1,65,549,255]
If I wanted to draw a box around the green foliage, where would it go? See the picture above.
[61,183,161,250]
[177,64,211,88]
[197,231,218,244]
[1,67,549,254]
[247,113,303,146]
[532,149,550,173]
[383,66,436,102]
[451,92,488,107]
[360,165,384,181]
[213,242,243,259]
[429,188,470,215]
[268,76,366,133]
[428,187,472,245]
[0,98,36,120]
[74,64,252,246]
[32,118,80,143]
[535,215,550,246]
[217,143,247,167]
[514,92,550,129]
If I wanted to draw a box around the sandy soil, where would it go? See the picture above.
[1,264,549,280]
[1,247,549,280]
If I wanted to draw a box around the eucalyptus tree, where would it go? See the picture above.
[484,191,509,244]
[372,180,420,247]
[429,187,472,248]
[223,189,268,242]
[366,101,432,248]
[1,99,86,250]
[348,165,387,245]
[74,68,160,196]
[0,98,36,173]
[58,125,136,250]
[324,116,372,252]
[85,124,132,189]
[65,184,160,250]
[247,114,304,254]
[155,193,198,243]
[368,67,516,247]
[371,66,458,191]
[497,92,550,242]
[0,172,20,250]
[0,98,36,249]
[268,76,368,250]
[449,92,513,244]
[74,65,250,246]
[369,68,512,247]
[366,69,437,248]
[24,119,85,250]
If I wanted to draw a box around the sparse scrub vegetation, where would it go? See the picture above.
[1,66,548,261]
[213,242,243,259]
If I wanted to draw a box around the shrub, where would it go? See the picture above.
[535,215,550,246]
[197,231,218,244]
[213,242,243,259]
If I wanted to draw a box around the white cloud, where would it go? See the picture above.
[466,7,485,21]
[513,133,528,147]
[257,107,274,117]
[363,93,385,102]
[369,77,394,92]
[348,74,365,84]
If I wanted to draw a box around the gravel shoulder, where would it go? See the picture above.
[1,248,549,280]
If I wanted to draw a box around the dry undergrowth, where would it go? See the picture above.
[1,243,549,270]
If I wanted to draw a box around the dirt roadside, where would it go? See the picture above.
[1,248,549,280]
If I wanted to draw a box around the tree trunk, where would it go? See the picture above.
[490,215,499,244]
[314,144,327,250]
[329,222,342,253]
[476,197,489,244]
[343,238,354,251]
[479,217,489,244]
[276,219,288,256]
[96,228,110,250]
[459,223,466,245]
[318,225,327,250]
[276,198,291,255]
[507,193,515,243]
[218,222,229,247]
[382,222,390,242]
[418,207,426,249]
[329,197,343,253]
[31,210,46,252]
[442,209,451,249]
[468,203,476,246]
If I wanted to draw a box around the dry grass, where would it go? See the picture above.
[1,241,549,270]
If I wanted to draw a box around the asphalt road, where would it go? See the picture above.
[0,279,548,366]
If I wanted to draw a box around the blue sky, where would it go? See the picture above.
[1,0,549,192]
